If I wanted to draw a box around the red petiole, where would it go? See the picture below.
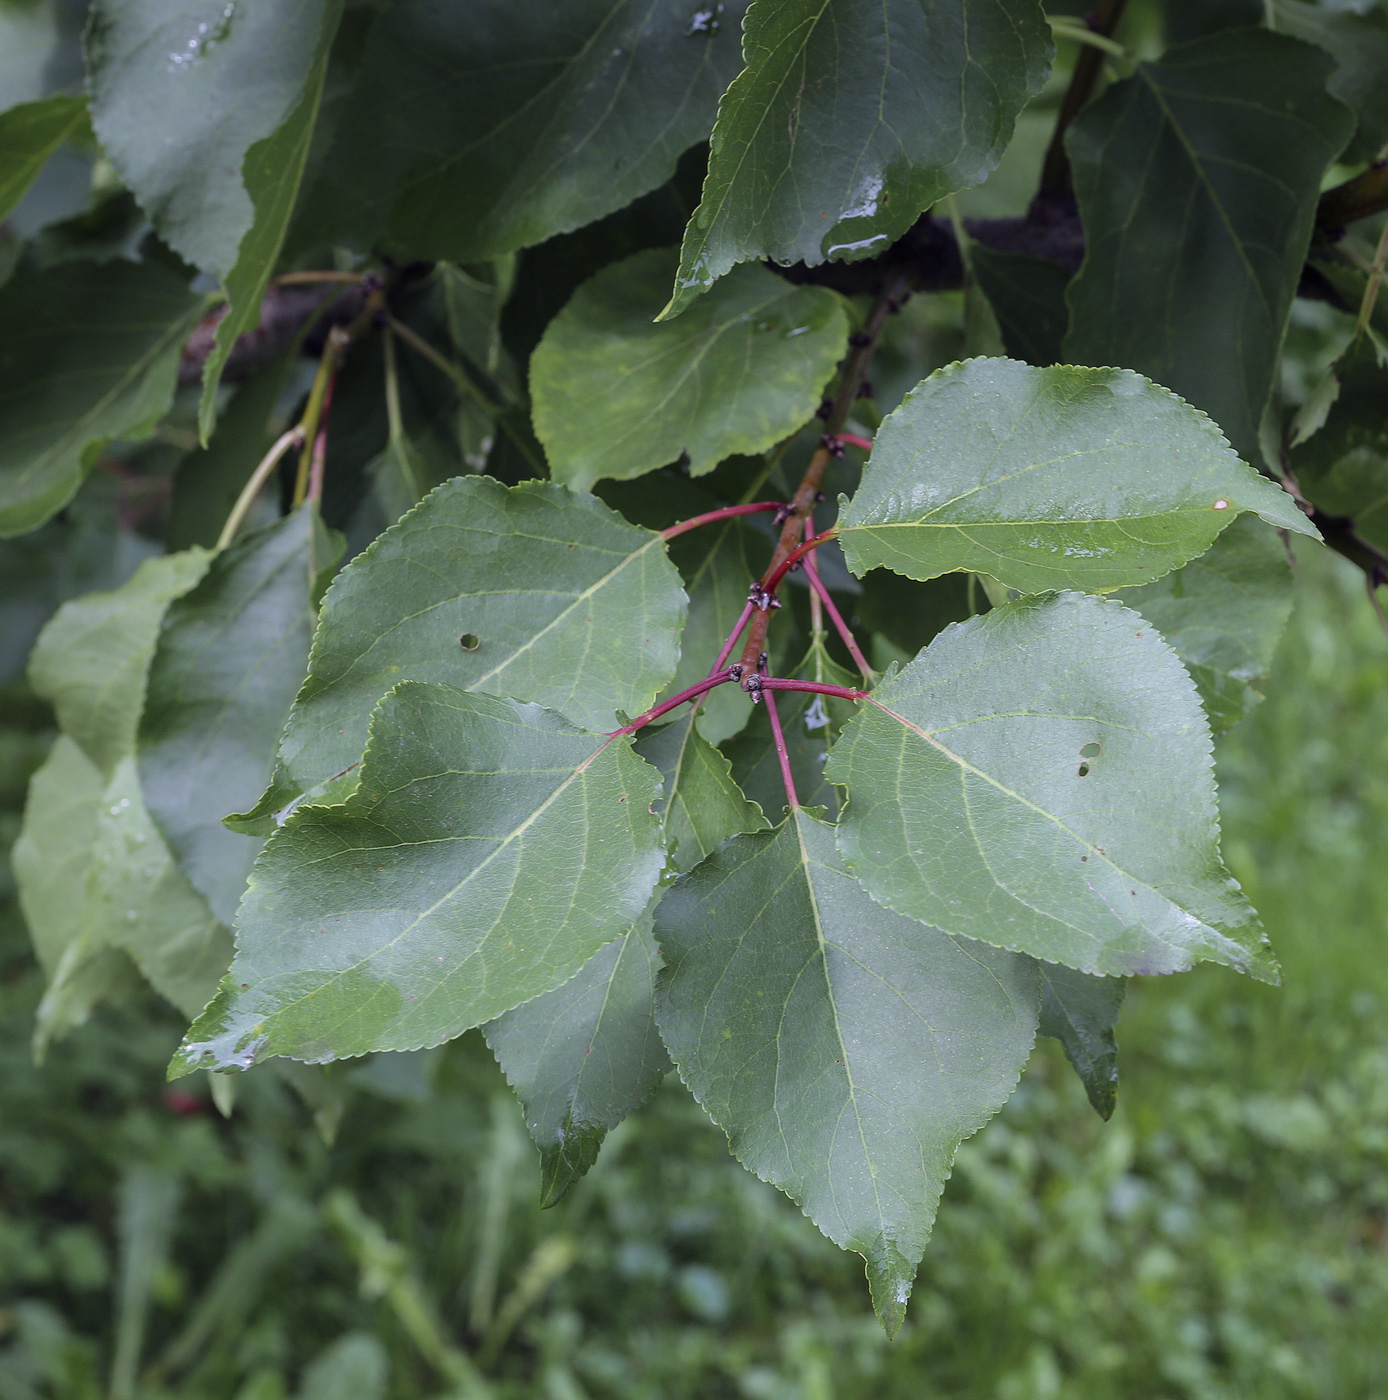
[607,670,735,738]
[660,502,783,541]
[763,531,837,595]
[762,683,799,811]
[802,520,875,679]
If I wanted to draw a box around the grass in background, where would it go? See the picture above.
[2,543,1386,1400]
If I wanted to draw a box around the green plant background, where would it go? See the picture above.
[3,536,1384,1400]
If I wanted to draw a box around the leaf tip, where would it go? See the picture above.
[863,1238,917,1339]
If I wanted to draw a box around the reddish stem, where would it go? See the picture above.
[707,601,755,678]
[763,531,838,595]
[803,522,874,678]
[760,678,869,702]
[608,671,735,737]
[762,685,799,811]
[660,502,783,541]
[839,432,874,453]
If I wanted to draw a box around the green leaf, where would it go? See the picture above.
[826,590,1277,981]
[485,922,671,1208]
[14,737,231,1053]
[484,709,766,1203]
[173,684,666,1073]
[1113,514,1294,733]
[1037,963,1124,1121]
[1063,29,1355,464]
[970,247,1071,368]
[85,757,233,1018]
[0,261,206,537]
[1269,0,1388,160]
[665,0,1051,317]
[0,94,86,223]
[13,735,136,1050]
[28,550,213,778]
[533,249,847,491]
[266,477,687,811]
[194,1,344,439]
[836,359,1315,594]
[654,810,1038,1334]
[139,508,329,925]
[86,0,338,279]
[636,711,769,872]
[302,0,749,262]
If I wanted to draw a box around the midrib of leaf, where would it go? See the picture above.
[792,814,894,1244]
[263,729,620,1019]
[862,696,1240,956]
[1138,74,1271,315]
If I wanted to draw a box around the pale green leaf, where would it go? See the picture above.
[173,684,666,1073]
[29,550,212,778]
[139,508,327,925]
[195,1,343,439]
[1037,963,1124,1120]
[267,477,687,811]
[655,810,1038,1334]
[826,590,1277,980]
[1113,515,1293,733]
[666,0,1051,316]
[836,359,1314,594]
[0,94,86,223]
[0,262,206,537]
[301,0,749,262]
[533,250,847,491]
[1064,29,1355,464]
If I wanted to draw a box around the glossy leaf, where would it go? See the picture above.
[29,550,212,778]
[836,359,1314,594]
[267,477,687,809]
[1037,963,1124,1120]
[0,94,86,222]
[1114,514,1293,732]
[666,0,1051,316]
[533,250,847,491]
[1064,29,1355,464]
[827,590,1277,980]
[655,810,1038,1334]
[303,0,748,262]
[194,1,343,438]
[0,262,205,537]
[86,0,337,279]
[173,684,666,1073]
[139,508,332,925]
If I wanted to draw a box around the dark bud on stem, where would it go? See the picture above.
[821,435,846,458]
[848,331,873,348]
[815,397,833,420]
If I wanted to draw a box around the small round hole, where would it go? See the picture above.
[459,633,480,651]
[1079,741,1102,758]
[1078,762,1091,777]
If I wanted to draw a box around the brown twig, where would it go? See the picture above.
[1316,162,1388,236]
[1039,0,1131,197]
[735,275,908,689]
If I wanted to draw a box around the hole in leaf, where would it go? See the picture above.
[1078,762,1091,777]
[1079,742,1102,758]
[459,633,480,651]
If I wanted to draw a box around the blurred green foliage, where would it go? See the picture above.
[2,542,1386,1400]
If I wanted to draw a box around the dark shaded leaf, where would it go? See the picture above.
[1037,962,1124,1120]
[970,246,1071,367]
[0,94,86,222]
[0,261,205,536]
[1064,29,1355,463]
